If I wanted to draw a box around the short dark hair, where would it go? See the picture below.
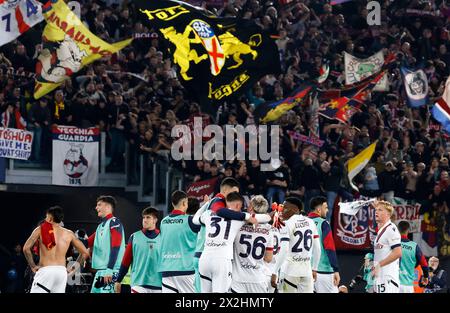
[142,207,159,219]
[310,196,327,212]
[398,221,410,234]
[96,195,116,210]
[46,206,64,223]
[187,197,200,215]
[226,191,244,204]
[285,197,303,212]
[220,177,240,191]
[171,190,187,207]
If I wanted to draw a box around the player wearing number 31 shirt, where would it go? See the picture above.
[273,197,321,293]
[193,192,271,293]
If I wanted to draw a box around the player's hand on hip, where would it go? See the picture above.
[114,282,121,293]
[104,275,113,285]
[333,272,341,286]
[271,274,278,288]
[312,270,317,282]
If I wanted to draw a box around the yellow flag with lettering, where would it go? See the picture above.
[34,0,132,99]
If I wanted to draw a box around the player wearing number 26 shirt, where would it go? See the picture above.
[231,195,274,293]
[274,197,321,293]
[193,192,271,293]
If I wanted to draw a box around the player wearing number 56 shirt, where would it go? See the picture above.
[193,192,271,293]
[372,200,402,293]
[231,195,274,293]
[273,197,321,293]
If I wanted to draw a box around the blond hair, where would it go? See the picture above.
[250,195,269,213]
[375,200,394,216]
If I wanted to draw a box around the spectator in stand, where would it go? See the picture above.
[265,157,289,205]
[27,98,51,162]
[320,160,342,222]
[1,103,26,129]
[300,158,321,212]
[425,257,448,293]
[378,161,398,203]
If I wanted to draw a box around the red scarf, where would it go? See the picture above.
[41,221,56,250]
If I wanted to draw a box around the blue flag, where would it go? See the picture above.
[401,66,429,108]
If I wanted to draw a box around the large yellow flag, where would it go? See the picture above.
[347,140,378,191]
[34,0,132,99]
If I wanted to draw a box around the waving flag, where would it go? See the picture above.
[254,84,313,124]
[432,76,450,133]
[0,0,43,47]
[344,51,389,91]
[34,0,132,99]
[319,70,385,123]
[401,66,429,108]
[134,0,281,107]
[347,141,378,191]
[317,63,330,84]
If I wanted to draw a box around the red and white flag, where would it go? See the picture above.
[0,0,43,47]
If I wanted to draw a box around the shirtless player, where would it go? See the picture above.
[23,206,90,293]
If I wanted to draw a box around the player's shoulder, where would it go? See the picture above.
[62,227,75,236]
[110,216,122,223]
[387,222,399,234]
[109,216,123,227]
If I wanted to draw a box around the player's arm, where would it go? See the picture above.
[415,244,429,284]
[23,226,41,272]
[374,230,402,275]
[87,232,95,256]
[264,230,274,263]
[70,231,90,261]
[252,213,271,223]
[311,224,321,281]
[321,221,340,285]
[115,235,134,293]
[105,218,124,283]
[192,200,210,225]
[212,200,249,222]
[271,227,290,288]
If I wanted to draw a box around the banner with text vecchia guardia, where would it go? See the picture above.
[52,126,99,186]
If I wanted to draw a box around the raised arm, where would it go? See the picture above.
[192,200,211,225]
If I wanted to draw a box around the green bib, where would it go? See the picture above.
[130,230,162,287]
[400,240,417,286]
[159,214,197,273]
[92,217,125,270]
[311,217,334,273]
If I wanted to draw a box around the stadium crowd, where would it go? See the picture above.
[1,0,450,293]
